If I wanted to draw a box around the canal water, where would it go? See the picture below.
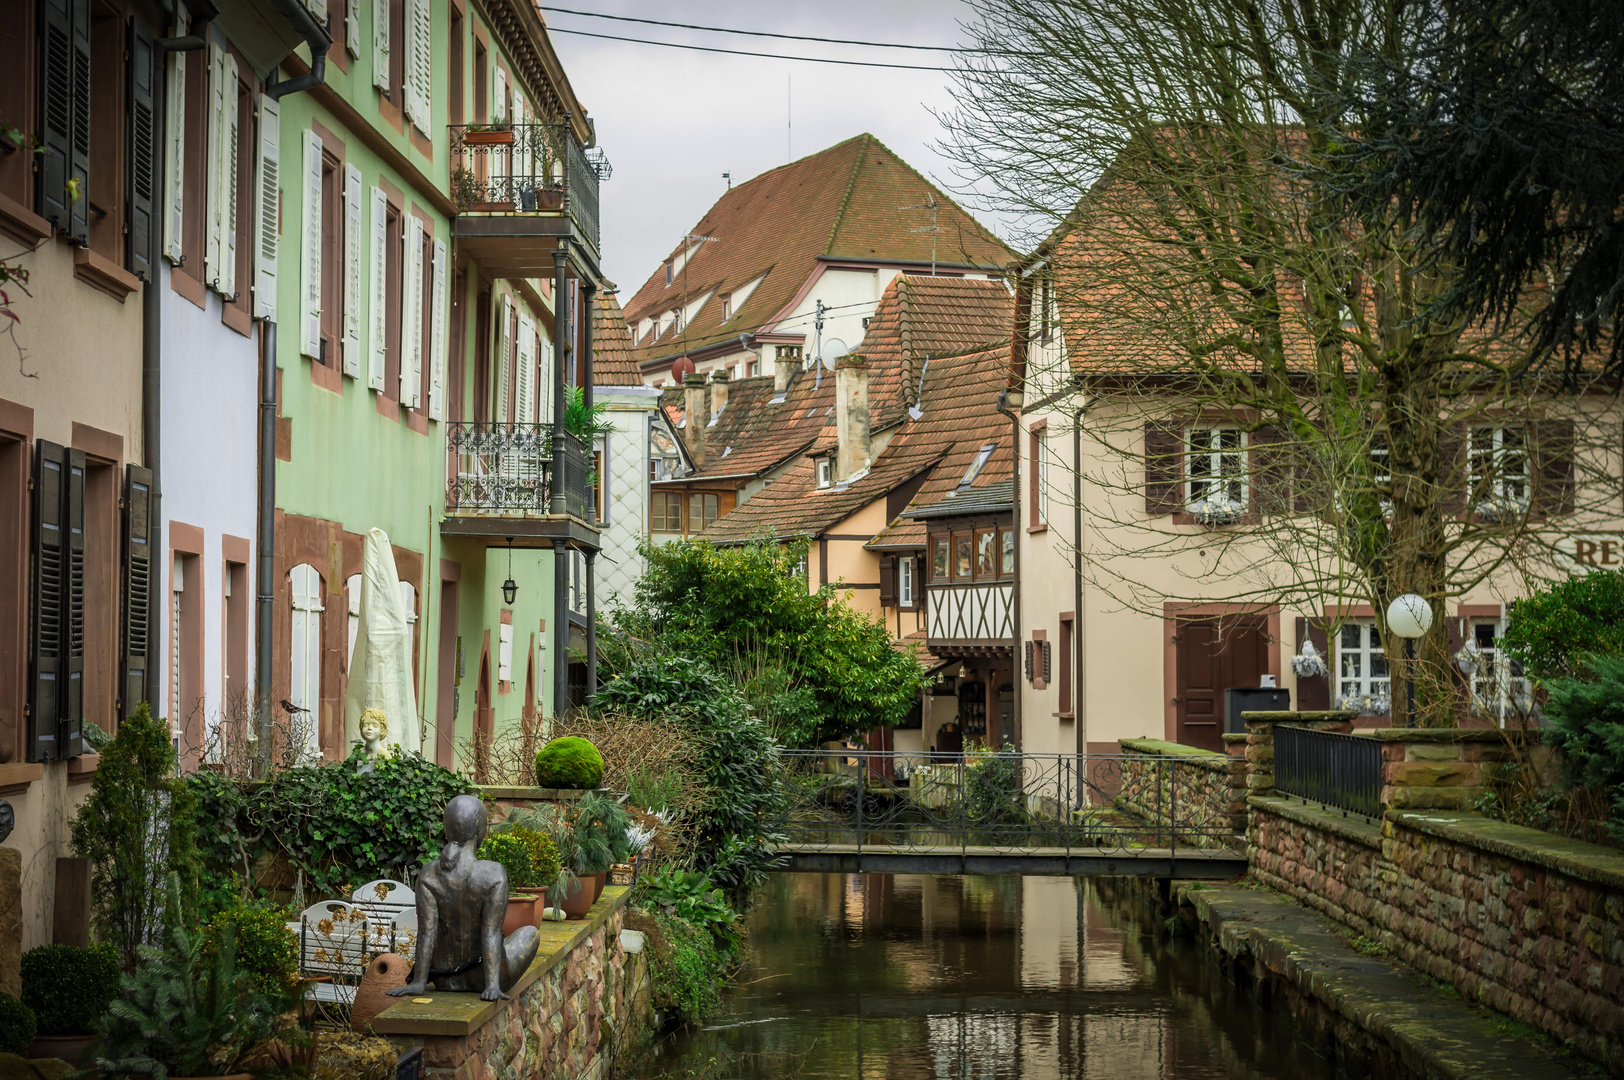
[635,873,1340,1079]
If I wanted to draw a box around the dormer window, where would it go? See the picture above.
[816,457,832,489]
[664,260,674,286]
[959,444,995,489]
[721,293,732,320]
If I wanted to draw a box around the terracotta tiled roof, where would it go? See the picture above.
[590,288,642,387]
[656,372,837,483]
[623,135,1013,369]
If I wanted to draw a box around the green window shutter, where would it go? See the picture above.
[29,442,66,761]
[126,17,157,282]
[61,448,86,758]
[38,0,91,243]
[121,465,156,724]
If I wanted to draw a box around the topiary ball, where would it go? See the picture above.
[21,942,119,1036]
[534,736,604,790]
[0,992,35,1055]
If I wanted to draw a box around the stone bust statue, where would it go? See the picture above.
[358,708,391,759]
[387,794,541,1001]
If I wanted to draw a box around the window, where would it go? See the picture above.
[289,562,324,760]
[224,561,248,714]
[1464,619,1532,725]
[1038,276,1052,343]
[954,533,972,578]
[0,2,35,208]
[932,537,949,581]
[816,457,832,489]
[593,445,607,524]
[1057,614,1075,717]
[999,527,1014,576]
[664,260,673,286]
[960,444,995,489]
[28,443,87,762]
[1030,428,1050,527]
[1335,619,1389,715]
[473,43,487,121]
[383,202,402,397]
[975,529,995,577]
[1468,425,1529,514]
[1186,427,1246,512]
[747,359,760,378]
[721,294,732,320]
[898,555,914,607]
[689,492,719,532]
[651,492,682,532]
[319,150,342,365]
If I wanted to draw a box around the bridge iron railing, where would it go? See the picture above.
[1274,724,1383,818]
[773,749,1242,857]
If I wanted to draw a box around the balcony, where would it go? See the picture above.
[441,423,598,548]
[449,123,608,276]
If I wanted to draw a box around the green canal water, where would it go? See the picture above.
[635,873,1340,1079]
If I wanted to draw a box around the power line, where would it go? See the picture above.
[539,6,969,53]
[544,27,957,71]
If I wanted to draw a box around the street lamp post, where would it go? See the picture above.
[1386,594,1434,728]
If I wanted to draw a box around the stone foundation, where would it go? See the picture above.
[374,886,654,1080]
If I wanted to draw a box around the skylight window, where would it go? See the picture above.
[960,444,995,488]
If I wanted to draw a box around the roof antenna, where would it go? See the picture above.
[908,356,930,420]
[898,195,940,276]
[723,171,732,190]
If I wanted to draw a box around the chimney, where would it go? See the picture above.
[835,353,871,481]
[774,345,803,394]
[682,373,707,467]
[709,368,729,419]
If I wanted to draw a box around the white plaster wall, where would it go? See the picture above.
[157,263,261,741]
[594,385,659,607]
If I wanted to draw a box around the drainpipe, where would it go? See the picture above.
[253,6,331,754]
[1073,401,1087,758]
[996,386,1022,749]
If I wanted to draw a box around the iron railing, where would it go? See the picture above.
[1274,725,1383,818]
[772,749,1242,856]
[444,423,593,520]
[448,122,607,251]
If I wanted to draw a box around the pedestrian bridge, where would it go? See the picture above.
[767,749,1248,879]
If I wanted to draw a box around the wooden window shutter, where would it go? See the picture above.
[372,0,390,92]
[537,336,553,427]
[1143,422,1183,514]
[29,442,66,761]
[121,465,156,724]
[345,0,360,57]
[1533,418,1576,517]
[515,314,534,424]
[1293,616,1330,711]
[220,56,241,299]
[205,43,227,290]
[252,94,280,320]
[401,214,424,407]
[1023,640,1033,682]
[428,238,448,421]
[404,0,430,129]
[1042,640,1052,683]
[878,556,896,605]
[61,449,86,758]
[163,5,188,264]
[367,185,387,389]
[1251,424,1291,515]
[342,164,363,377]
[1438,423,1467,514]
[494,294,511,422]
[126,17,158,282]
[38,0,78,235]
[299,131,324,358]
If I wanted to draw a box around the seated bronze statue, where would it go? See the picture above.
[387,794,541,1001]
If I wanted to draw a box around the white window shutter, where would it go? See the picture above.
[300,129,323,359]
[372,0,390,92]
[494,294,510,423]
[428,237,447,421]
[342,164,363,377]
[400,214,423,407]
[538,335,553,426]
[163,4,188,264]
[289,563,324,759]
[204,42,225,289]
[516,314,534,424]
[404,0,430,129]
[368,186,387,390]
[345,0,359,57]
[493,67,507,124]
[221,55,240,300]
[252,94,280,320]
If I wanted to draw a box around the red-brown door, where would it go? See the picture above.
[1175,617,1268,751]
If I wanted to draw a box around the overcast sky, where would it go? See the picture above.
[543,1,1009,294]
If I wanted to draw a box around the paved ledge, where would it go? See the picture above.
[371,885,632,1038]
[1388,809,1624,893]
[1370,728,1533,744]
[1182,882,1591,1080]
[1249,795,1384,849]
[1119,737,1229,763]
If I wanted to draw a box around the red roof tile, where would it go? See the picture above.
[590,288,642,387]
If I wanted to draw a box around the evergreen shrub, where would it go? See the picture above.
[0,993,35,1055]
[534,736,604,789]
[21,942,120,1036]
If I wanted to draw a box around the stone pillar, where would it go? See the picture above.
[1240,710,1358,797]
[773,345,802,394]
[681,374,707,467]
[1222,732,1250,834]
[1376,728,1522,810]
[834,354,870,481]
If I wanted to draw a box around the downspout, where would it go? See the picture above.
[1073,401,1087,757]
[996,387,1022,749]
[253,5,331,755]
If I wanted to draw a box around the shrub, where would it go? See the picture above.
[534,736,604,789]
[1502,570,1624,682]
[1542,654,1624,840]
[480,832,542,890]
[0,993,35,1055]
[70,703,199,971]
[516,826,562,888]
[21,942,120,1036]
[568,790,632,876]
[637,868,739,955]
[629,908,730,1022]
[202,900,300,1008]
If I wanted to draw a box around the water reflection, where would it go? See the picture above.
[636,873,1337,1079]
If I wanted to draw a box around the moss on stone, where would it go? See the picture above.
[534,737,605,790]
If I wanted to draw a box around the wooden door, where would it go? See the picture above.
[1175,617,1267,751]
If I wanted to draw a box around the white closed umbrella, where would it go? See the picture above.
[343,529,421,756]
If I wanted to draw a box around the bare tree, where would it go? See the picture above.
[940,0,1619,724]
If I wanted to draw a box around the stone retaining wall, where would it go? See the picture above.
[375,886,654,1080]
[1250,796,1624,1074]
[1116,739,1244,849]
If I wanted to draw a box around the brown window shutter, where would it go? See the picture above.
[121,465,156,724]
[878,556,896,605]
[1042,640,1052,682]
[1294,616,1331,711]
[1533,418,1575,517]
[30,442,66,761]
[1023,640,1033,682]
[126,17,156,281]
[1438,423,1466,514]
[61,448,85,758]
[1251,424,1290,514]
[1143,422,1183,514]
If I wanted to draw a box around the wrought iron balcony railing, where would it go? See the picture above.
[448,122,608,251]
[445,423,594,522]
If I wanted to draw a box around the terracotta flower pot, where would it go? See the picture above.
[558,875,595,920]
[502,893,538,936]
[26,1033,96,1064]
[350,951,409,1034]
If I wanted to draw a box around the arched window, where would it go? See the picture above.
[289,563,324,759]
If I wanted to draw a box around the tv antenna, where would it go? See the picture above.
[679,233,720,371]
[898,195,941,276]
[723,172,732,190]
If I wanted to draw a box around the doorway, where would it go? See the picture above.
[1174,616,1268,752]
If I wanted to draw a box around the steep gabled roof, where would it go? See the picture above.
[590,288,642,387]
[623,134,1013,368]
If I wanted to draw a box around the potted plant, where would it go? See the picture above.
[462,121,515,147]
[90,874,287,1080]
[569,791,631,903]
[22,941,120,1062]
[478,828,558,933]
